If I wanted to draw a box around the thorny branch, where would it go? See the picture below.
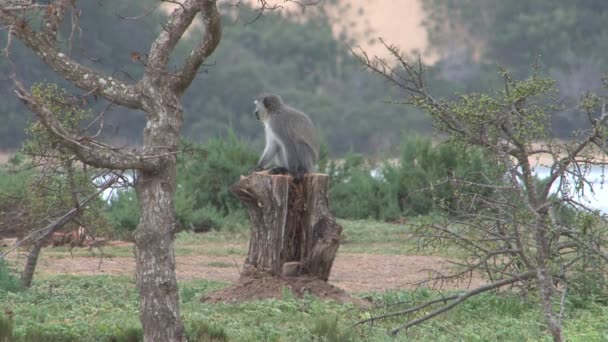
[0,175,118,259]
[353,41,608,341]
[12,78,158,171]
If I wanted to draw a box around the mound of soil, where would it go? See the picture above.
[202,265,368,306]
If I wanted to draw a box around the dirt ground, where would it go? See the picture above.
[33,249,485,293]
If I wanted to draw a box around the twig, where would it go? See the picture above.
[389,271,536,335]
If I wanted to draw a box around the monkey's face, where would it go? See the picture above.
[253,98,270,122]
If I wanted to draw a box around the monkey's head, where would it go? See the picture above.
[254,94,283,122]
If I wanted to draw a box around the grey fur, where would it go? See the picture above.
[254,94,320,176]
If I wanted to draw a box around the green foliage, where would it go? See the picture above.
[0,314,12,342]
[0,2,427,153]
[187,321,229,342]
[384,137,504,216]
[105,189,139,240]
[0,260,22,293]
[566,212,608,307]
[0,163,33,238]
[175,133,257,232]
[108,328,142,342]
[3,275,608,341]
[423,0,608,73]
[328,153,400,221]
[310,315,354,342]
[105,134,255,235]
[0,159,31,198]
[328,137,504,220]
[421,0,608,136]
[16,83,111,239]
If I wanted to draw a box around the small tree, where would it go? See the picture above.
[1,1,223,340]
[0,1,317,340]
[354,42,608,342]
[16,83,115,288]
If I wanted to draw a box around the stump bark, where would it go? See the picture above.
[230,172,342,281]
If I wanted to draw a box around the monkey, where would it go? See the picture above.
[253,94,320,182]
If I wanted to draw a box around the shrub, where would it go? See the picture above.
[173,132,257,232]
[383,137,504,216]
[0,260,22,293]
[105,189,139,240]
[328,154,400,220]
[105,132,256,234]
[328,137,504,220]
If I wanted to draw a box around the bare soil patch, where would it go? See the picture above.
[31,250,485,294]
[202,264,365,305]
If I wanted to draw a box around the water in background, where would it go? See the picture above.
[535,166,608,213]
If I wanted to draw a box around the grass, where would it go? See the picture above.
[4,219,418,260]
[2,218,608,341]
[338,218,457,256]
[1,275,607,341]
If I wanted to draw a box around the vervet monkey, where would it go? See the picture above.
[253,94,320,181]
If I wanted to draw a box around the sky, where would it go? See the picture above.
[330,0,433,62]
[167,0,433,62]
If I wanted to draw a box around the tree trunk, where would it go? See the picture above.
[230,172,341,281]
[21,238,45,288]
[133,98,185,342]
[21,206,82,288]
[535,214,563,342]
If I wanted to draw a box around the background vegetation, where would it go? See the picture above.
[2,0,608,340]
[2,1,606,152]
[1,228,607,341]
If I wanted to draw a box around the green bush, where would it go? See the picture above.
[105,136,505,229]
[173,132,257,232]
[0,160,34,239]
[105,189,139,240]
[383,137,504,216]
[105,132,256,234]
[0,260,22,293]
[328,154,400,221]
[328,137,504,220]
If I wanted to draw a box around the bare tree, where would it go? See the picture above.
[1,0,322,339]
[353,40,608,342]
[0,0,223,340]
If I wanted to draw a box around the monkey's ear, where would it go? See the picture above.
[262,97,271,109]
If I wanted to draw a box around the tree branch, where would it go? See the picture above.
[13,79,157,171]
[0,6,141,109]
[389,271,536,335]
[170,0,221,93]
[41,0,72,40]
[143,0,202,85]
[1,175,117,259]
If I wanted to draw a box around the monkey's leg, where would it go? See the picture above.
[292,166,306,184]
[269,166,289,175]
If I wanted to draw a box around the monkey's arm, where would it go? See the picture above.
[256,138,279,170]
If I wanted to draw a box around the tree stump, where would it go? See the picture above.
[230,172,342,281]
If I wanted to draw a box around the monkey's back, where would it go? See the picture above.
[272,106,320,166]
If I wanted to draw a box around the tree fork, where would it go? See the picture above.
[230,172,342,281]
